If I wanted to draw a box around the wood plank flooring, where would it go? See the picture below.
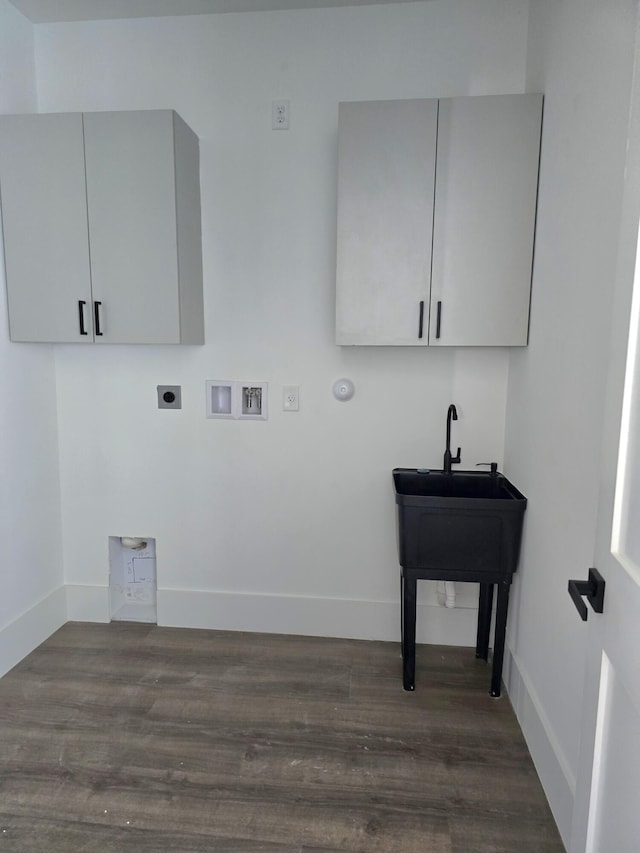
[0,622,564,852]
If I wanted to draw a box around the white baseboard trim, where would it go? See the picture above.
[0,586,67,678]
[61,584,480,645]
[157,588,480,645]
[2,584,480,668]
[504,645,574,848]
[66,584,110,623]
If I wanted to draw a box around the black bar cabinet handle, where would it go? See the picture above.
[94,301,103,336]
[418,300,424,339]
[78,300,88,336]
[568,568,605,621]
[436,300,442,339]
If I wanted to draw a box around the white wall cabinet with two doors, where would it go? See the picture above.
[336,93,543,347]
[0,110,203,344]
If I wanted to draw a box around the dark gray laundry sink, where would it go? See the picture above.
[392,467,527,696]
[393,468,526,578]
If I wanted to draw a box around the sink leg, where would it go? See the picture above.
[401,573,416,691]
[476,583,494,660]
[400,574,404,656]
[490,580,511,697]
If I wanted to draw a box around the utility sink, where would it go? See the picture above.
[393,468,527,577]
[393,467,527,695]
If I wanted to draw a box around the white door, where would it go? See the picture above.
[569,20,640,851]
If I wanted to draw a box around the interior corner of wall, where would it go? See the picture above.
[504,644,576,847]
[65,583,110,623]
[0,585,66,678]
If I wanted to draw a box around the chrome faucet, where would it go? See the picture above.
[444,404,461,473]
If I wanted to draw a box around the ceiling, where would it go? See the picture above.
[8,0,414,24]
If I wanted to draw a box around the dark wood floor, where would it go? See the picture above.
[0,622,564,852]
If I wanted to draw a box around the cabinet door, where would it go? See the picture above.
[430,94,542,346]
[83,111,182,344]
[336,99,438,345]
[0,113,93,342]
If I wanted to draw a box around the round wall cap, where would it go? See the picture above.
[333,378,355,401]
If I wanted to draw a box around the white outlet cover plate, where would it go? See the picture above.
[283,385,299,411]
[272,100,290,130]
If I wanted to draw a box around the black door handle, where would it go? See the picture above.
[418,301,424,339]
[568,568,605,621]
[436,300,442,339]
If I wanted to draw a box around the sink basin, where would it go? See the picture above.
[393,468,527,578]
[394,468,524,501]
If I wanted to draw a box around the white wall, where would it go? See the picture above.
[33,0,528,639]
[0,0,66,675]
[504,0,637,845]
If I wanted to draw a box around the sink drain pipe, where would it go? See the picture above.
[438,581,457,608]
[444,581,456,608]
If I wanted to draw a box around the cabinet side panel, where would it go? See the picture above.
[336,99,437,345]
[83,110,181,344]
[173,112,204,344]
[0,113,92,342]
[431,93,543,346]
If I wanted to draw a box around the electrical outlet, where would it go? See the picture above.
[272,100,290,130]
[157,385,182,409]
[283,385,299,412]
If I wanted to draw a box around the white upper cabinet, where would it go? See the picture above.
[0,113,92,343]
[0,110,204,344]
[431,95,542,346]
[336,100,438,346]
[336,93,543,346]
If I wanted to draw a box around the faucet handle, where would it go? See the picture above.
[477,462,498,474]
[452,447,461,464]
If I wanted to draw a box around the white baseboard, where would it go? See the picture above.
[0,586,67,678]
[62,584,480,645]
[504,645,574,848]
[2,585,480,673]
[65,584,110,622]
[157,588,479,645]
